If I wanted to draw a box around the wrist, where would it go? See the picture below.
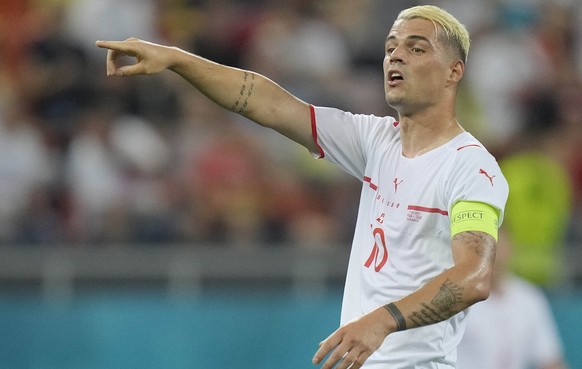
[166,46,190,73]
[383,302,407,332]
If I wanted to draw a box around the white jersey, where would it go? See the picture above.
[457,275,564,369]
[310,106,509,368]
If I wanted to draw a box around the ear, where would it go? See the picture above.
[446,59,464,86]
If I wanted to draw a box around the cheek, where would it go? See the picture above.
[418,65,447,88]
[382,57,390,77]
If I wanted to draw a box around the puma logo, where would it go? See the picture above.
[479,169,495,186]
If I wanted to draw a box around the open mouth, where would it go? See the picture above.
[389,71,404,82]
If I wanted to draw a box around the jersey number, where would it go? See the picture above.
[364,227,388,272]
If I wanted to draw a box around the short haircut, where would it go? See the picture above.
[396,5,470,63]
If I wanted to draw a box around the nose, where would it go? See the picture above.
[386,43,407,65]
[389,49,404,65]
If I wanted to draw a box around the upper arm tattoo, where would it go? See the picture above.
[230,71,255,114]
[452,231,496,260]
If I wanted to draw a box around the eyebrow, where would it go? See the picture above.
[385,34,432,45]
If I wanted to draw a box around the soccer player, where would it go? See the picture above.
[96,5,508,369]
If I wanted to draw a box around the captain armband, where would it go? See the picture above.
[450,201,500,241]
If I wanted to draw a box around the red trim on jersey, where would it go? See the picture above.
[363,176,378,191]
[456,144,481,151]
[407,205,448,215]
[309,105,325,159]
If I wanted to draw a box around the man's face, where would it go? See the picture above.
[383,18,455,115]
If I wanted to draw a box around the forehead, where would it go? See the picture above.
[386,18,438,44]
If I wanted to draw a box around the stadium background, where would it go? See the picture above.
[0,0,581,368]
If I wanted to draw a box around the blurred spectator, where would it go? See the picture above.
[0,99,56,244]
[500,148,572,287]
[183,125,269,247]
[64,0,160,58]
[497,2,579,283]
[457,229,568,369]
[558,83,582,249]
[463,1,548,151]
[65,105,129,244]
[243,0,352,107]
[17,2,94,153]
[110,114,179,244]
[0,0,34,87]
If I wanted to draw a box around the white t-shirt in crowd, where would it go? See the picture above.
[457,275,564,369]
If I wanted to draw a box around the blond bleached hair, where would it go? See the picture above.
[396,5,470,63]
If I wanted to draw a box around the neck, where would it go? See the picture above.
[398,108,464,158]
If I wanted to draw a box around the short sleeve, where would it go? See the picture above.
[444,146,509,226]
[310,105,398,180]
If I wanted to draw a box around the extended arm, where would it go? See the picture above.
[95,38,316,152]
[313,230,496,369]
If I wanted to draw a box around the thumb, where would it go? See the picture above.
[114,63,145,77]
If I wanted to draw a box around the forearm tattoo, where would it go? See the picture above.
[230,71,255,114]
[403,232,494,328]
[407,279,464,327]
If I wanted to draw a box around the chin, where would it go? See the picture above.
[386,95,404,110]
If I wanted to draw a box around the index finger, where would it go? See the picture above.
[95,40,133,52]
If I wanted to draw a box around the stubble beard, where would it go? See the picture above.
[385,90,406,112]
[386,88,433,117]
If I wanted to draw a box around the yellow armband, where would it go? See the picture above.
[450,201,500,241]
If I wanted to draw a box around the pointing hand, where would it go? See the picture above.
[95,38,175,77]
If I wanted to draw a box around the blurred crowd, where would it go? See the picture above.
[0,0,581,283]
